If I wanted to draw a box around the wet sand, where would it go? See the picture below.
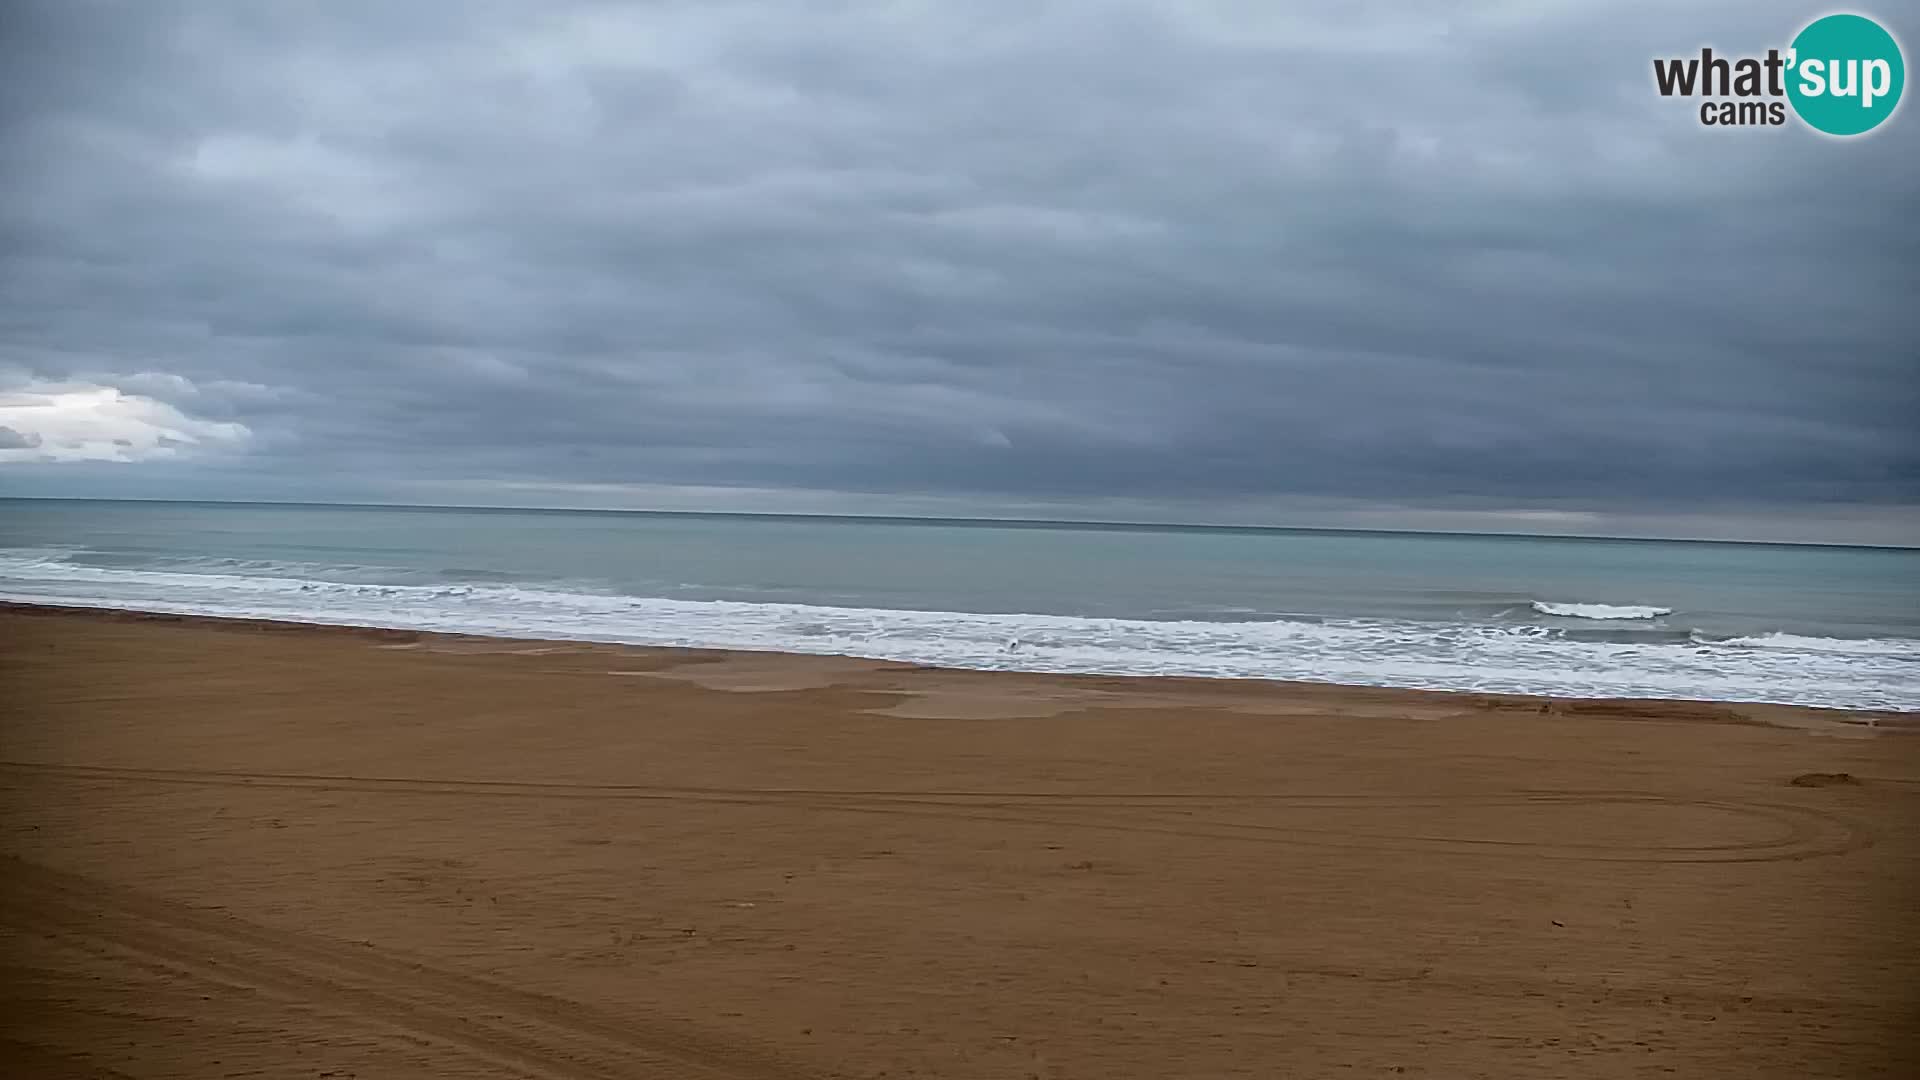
[1,604,1916,1078]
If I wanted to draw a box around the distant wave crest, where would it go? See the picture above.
[1531,601,1673,620]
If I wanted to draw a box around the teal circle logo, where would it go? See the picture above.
[1787,14,1905,135]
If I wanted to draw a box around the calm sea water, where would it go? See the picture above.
[2,499,1916,710]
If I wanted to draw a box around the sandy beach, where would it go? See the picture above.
[1,604,1916,1079]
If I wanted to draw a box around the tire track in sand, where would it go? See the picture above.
[0,761,1870,863]
[0,857,823,1080]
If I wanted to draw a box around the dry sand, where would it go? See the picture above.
[1,604,1916,1078]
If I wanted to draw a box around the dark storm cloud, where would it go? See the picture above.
[0,1,1916,534]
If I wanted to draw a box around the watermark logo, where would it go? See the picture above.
[1653,12,1905,135]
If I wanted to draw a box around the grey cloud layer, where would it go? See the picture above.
[1,1,1916,521]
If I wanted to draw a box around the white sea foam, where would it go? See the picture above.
[1531,601,1673,620]
[1,551,1914,711]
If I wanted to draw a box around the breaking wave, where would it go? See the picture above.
[1531,601,1674,620]
[1693,631,1920,658]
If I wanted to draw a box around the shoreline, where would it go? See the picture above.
[3,602,1918,1076]
[4,599,1914,729]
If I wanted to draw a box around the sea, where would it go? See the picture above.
[2,499,1916,711]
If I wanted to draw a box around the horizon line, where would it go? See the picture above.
[3,493,1914,552]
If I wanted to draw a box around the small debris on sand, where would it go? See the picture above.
[1788,772,1860,787]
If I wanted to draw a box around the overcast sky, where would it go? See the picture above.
[1,1,1915,543]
